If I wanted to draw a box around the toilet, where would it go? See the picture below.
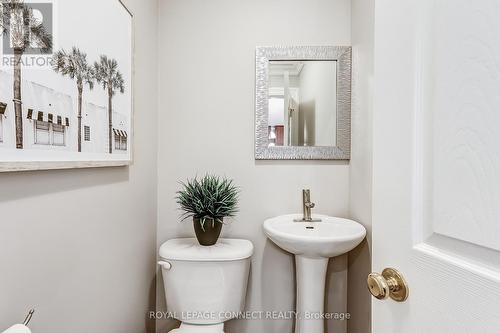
[158,238,254,333]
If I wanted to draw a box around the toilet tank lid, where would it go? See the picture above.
[159,238,254,261]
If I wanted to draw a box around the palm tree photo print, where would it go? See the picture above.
[0,0,132,171]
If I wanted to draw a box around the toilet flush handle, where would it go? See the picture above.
[158,261,172,270]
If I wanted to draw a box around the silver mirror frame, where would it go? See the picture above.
[255,46,351,160]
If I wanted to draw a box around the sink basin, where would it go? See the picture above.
[263,214,366,258]
[263,214,366,333]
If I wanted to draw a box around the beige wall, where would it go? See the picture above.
[156,0,352,332]
[0,0,158,332]
[348,0,375,332]
[0,1,375,332]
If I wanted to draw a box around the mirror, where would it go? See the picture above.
[268,60,337,147]
[255,46,351,160]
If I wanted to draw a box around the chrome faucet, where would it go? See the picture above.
[294,189,322,222]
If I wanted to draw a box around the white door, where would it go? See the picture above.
[372,0,500,332]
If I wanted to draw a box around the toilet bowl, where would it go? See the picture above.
[158,238,254,333]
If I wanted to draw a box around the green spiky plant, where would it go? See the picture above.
[176,175,239,231]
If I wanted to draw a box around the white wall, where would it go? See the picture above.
[0,1,158,332]
[348,0,375,332]
[298,62,337,146]
[156,0,351,333]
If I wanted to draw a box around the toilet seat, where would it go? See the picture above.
[170,323,224,333]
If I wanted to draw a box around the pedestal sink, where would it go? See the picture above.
[263,214,366,333]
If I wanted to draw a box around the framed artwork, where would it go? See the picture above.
[0,0,133,172]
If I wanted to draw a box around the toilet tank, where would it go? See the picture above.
[159,238,254,325]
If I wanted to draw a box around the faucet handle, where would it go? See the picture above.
[306,202,315,208]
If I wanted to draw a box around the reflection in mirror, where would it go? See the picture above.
[267,61,337,147]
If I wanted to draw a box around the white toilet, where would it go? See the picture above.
[158,238,254,333]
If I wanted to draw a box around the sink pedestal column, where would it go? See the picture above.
[295,255,329,333]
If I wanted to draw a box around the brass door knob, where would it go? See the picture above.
[367,268,409,302]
